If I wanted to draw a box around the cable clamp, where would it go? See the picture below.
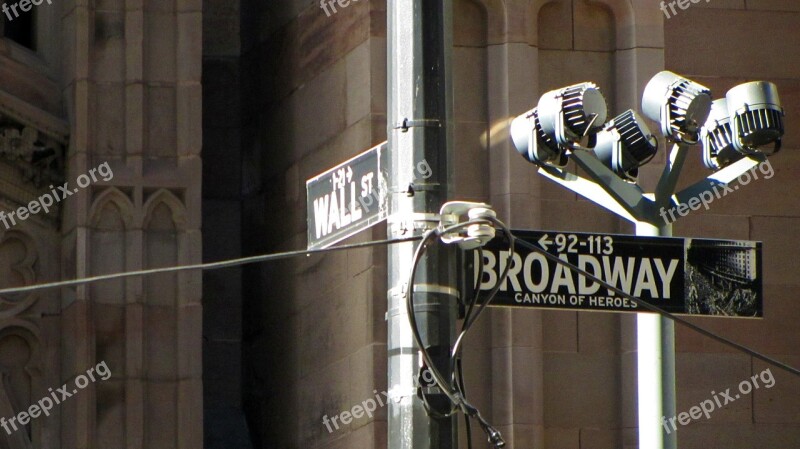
[439,201,497,250]
[412,283,460,299]
[388,212,440,235]
[393,118,442,132]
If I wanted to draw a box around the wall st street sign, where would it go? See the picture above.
[472,230,762,317]
[306,142,388,249]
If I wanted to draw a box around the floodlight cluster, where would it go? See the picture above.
[510,71,785,180]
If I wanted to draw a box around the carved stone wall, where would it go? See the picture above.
[57,0,204,446]
[0,0,203,448]
[0,17,70,446]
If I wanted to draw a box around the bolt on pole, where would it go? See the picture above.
[387,1,458,449]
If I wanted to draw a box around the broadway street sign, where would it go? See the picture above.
[472,230,762,317]
[306,142,388,249]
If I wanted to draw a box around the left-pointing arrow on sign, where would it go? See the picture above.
[538,234,552,250]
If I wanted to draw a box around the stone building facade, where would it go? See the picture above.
[0,1,202,448]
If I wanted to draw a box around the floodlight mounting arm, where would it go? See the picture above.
[672,154,767,210]
[537,164,638,222]
[654,143,690,211]
[569,149,655,220]
[533,143,770,228]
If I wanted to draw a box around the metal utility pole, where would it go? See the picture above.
[635,221,676,449]
[387,0,457,448]
[535,143,766,449]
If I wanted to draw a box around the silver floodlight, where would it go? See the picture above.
[726,81,784,155]
[701,99,741,170]
[510,107,566,166]
[511,82,607,167]
[642,71,712,143]
[537,82,608,146]
[593,109,658,182]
